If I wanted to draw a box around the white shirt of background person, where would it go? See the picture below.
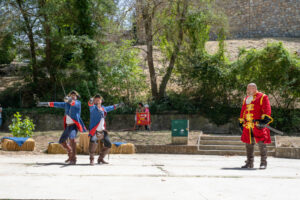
[66,115,74,125]
[96,118,105,132]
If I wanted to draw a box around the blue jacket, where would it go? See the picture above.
[88,102,118,136]
[49,100,86,132]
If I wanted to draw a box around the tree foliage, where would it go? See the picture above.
[0,0,299,133]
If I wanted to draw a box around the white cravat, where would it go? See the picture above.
[246,96,254,105]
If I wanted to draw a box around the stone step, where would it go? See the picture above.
[201,135,275,141]
[199,145,275,151]
[200,140,275,146]
[197,150,275,156]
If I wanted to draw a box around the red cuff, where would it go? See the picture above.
[49,102,54,107]
[70,101,76,106]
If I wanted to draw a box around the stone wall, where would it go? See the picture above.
[214,0,300,38]
[275,147,300,159]
[135,0,300,42]
[0,114,240,134]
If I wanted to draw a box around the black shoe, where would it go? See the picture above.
[259,164,267,169]
[241,161,254,168]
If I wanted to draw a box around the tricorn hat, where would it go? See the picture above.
[93,94,104,101]
[68,90,80,98]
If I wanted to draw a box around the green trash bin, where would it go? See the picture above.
[171,119,189,144]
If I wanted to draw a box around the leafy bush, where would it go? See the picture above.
[232,42,300,109]
[8,112,35,137]
[0,33,16,64]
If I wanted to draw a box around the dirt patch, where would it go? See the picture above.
[205,37,300,61]
[276,136,300,148]
[0,76,24,92]
[1,131,299,155]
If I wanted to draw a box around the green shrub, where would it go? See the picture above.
[8,112,35,137]
[0,33,16,64]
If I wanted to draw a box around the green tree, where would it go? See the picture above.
[135,0,226,100]
[100,40,147,103]
[0,33,16,64]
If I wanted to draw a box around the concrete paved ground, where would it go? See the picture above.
[0,154,299,200]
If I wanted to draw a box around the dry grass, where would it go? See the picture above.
[47,142,82,154]
[110,143,135,154]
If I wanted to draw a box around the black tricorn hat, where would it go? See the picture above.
[68,90,80,98]
[93,94,104,101]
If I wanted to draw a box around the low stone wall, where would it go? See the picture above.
[1,113,240,134]
[275,147,300,159]
[0,113,63,131]
[107,114,239,134]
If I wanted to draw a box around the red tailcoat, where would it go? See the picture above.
[239,92,273,144]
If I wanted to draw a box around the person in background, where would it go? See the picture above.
[133,103,145,130]
[144,104,151,131]
[144,104,149,113]
[0,104,3,127]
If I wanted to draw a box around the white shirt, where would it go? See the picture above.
[66,115,74,125]
[96,118,105,132]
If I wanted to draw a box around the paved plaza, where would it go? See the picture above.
[0,154,299,200]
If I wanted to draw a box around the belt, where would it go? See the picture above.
[96,130,105,134]
[245,119,260,123]
[66,123,75,126]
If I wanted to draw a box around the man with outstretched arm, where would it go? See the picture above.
[88,94,123,165]
[38,90,86,165]
[239,83,273,169]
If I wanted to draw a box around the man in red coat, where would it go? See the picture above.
[239,83,273,169]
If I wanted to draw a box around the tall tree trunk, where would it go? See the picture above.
[158,0,187,99]
[39,0,55,84]
[140,0,159,99]
[16,0,38,83]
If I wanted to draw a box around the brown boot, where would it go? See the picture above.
[69,139,77,165]
[242,143,254,168]
[89,142,98,166]
[258,141,267,169]
[98,147,110,164]
[61,141,72,163]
